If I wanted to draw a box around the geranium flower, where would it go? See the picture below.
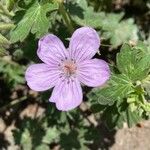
[25,27,110,111]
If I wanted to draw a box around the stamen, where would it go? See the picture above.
[61,59,77,77]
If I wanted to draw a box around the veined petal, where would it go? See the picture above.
[37,34,68,65]
[69,27,100,62]
[25,63,61,91]
[49,79,83,111]
[78,59,110,87]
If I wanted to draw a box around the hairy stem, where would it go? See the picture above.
[59,3,74,34]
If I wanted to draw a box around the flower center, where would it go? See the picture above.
[62,60,77,77]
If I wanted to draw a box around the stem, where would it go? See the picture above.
[0,96,27,113]
[101,44,112,47]
[59,3,74,34]
[0,23,15,30]
[0,2,14,17]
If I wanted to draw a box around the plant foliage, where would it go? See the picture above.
[0,0,150,149]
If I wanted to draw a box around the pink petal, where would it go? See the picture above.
[69,27,100,62]
[37,34,68,65]
[25,63,61,91]
[78,59,110,87]
[49,79,83,111]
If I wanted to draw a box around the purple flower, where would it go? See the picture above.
[25,27,110,111]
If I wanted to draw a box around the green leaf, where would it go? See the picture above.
[133,55,150,81]
[117,43,150,81]
[13,128,32,150]
[70,0,138,47]
[143,80,150,97]
[110,74,134,97]
[10,1,58,42]
[90,104,106,113]
[0,33,10,45]
[60,130,81,150]
[102,17,138,48]
[102,100,142,128]
[21,129,32,150]
[69,0,104,28]
[134,41,150,55]
[36,144,49,150]
[126,107,141,127]
[0,57,25,86]
[102,105,125,129]
[117,43,135,76]
[88,74,134,105]
[42,127,59,144]
[88,87,115,106]
[0,46,7,56]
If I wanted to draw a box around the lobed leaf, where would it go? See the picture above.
[10,1,58,43]
[117,43,150,81]
[88,74,134,105]
[69,0,138,47]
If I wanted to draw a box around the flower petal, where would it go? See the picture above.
[37,34,68,65]
[49,79,83,111]
[78,59,110,87]
[69,27,100,62]
[25,63,61,91]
